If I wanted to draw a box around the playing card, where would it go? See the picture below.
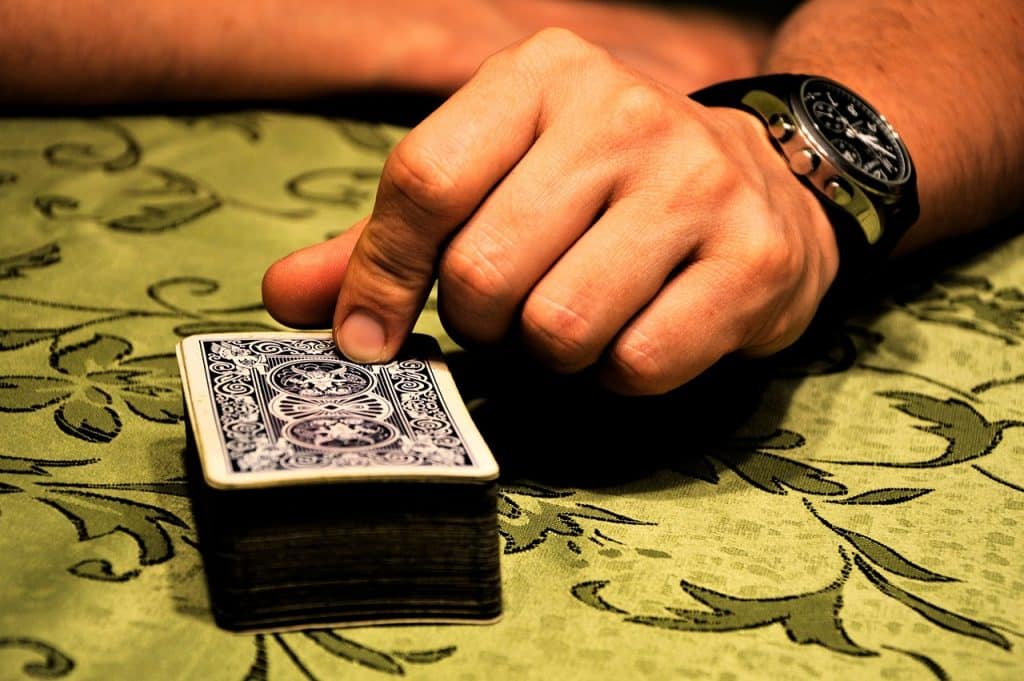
[176,332,498,489]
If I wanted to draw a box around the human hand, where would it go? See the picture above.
[263,29,839,395]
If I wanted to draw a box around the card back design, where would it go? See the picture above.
[178,333,497,488]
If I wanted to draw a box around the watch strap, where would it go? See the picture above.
[690,74,917,281]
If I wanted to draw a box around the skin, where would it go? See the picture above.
[262,1,1024,393]
[264,32,840,395]
[0,0,767,103]
[262,0,1024,394]
[6,1,1019,394]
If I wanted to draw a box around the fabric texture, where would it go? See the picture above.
[0,112,1021,680]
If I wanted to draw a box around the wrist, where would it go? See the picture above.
[691,74,918,284]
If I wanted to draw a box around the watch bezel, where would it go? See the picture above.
[790,77,912,196]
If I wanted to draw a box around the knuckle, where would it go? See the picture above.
[736,223,801,289]
[523,27,593,59]
[383,139,462,220]
[699,147,746,202]
[606,83,674,142]
[439,239,514,309]
[520,293,599,371]
[510,27,600,77]
[605,333,672,394]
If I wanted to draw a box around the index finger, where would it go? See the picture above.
[333,34,564,363]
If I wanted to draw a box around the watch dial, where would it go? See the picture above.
[801,79,909,184]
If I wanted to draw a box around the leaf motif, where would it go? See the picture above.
[303,631,404,675]
[120,389,183,424]
[0,637,75,678]
[707,429,847,496]
[147,277,221,314]
[286,167,380,206]
[43,120,140,170]
[86,369,145,386]
[769,325,883,377]
[182,114,262,142]
[52,334,132,376]
[973,465,1024,494]
[67,559,141,582]
[390,647,457,664]
[38,480,190,497]
[0,376,72,411]
[672,454,720,483]
[715,449,847,496]
[0,329,62,351]
[578,556,875,657]
[243,635,269,681]
[120,167,202,197]
[881,647,951,681]
[496,493,521,520]
[892,274,1024,344]
[118,353,180,374]
[995,287,1024,302]
[873,391,1016,467]
[828,488,932,505]
[499,496,650,554]
[0,455,97,476]
[37,489,188,566]
[806,501,955,582]
[631,579,875,657]
[173,320,278,337]
[54,398,121,443]
[0,242,60,279]
[91,352,184,423]
[570,580,630,615]
[855,556,1010,649]
[0,481,21,494]
[105,197,221,232]
[333,120,396,154]
[34,194,81,218]
[838,529,953,582]
[731,429,805,450]
[498,483,572,499]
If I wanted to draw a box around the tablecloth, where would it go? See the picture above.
[0,110,1021,680]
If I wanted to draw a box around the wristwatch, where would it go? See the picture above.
[690,75,919,275]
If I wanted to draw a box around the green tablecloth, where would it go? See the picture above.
[0,112,1021,680]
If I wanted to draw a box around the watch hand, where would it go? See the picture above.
[852,130,898,159]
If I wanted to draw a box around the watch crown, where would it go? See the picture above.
[789,148,819,176]
[768,113,795,142]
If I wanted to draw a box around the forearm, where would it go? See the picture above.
[763,0,1024,251]
[0,0,506,105]
[1,0,770,107]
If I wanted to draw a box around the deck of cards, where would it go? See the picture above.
[176,332,502,631]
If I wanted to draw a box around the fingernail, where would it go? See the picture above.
[336,310,387,363]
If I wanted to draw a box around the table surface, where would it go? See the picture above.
[0,111,1021,680]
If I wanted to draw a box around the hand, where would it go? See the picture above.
[263,29,839,395]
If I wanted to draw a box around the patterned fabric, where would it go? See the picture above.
[0,112,1021,680]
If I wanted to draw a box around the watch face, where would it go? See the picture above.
[798,78,911,185]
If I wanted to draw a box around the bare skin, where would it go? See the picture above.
[261,0,1023,395]
[5,1,1019,395]
[0,0,767,103]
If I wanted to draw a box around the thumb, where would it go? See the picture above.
[261,218,368,328]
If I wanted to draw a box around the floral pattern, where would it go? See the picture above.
[0,112,1020,680]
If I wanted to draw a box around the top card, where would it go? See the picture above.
[177,332,498,489]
